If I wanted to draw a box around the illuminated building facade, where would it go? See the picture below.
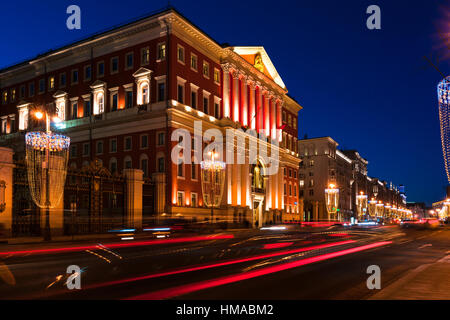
[0,8,301,228]
[298,137,407,221]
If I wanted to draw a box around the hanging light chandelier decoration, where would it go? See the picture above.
[25,131,70,209]
[201,152,226,222]
[438,76,450,184]
[325,183,339,220]
[356,191,368,221]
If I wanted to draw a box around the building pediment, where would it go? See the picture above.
[90,80,106,90]
[230,46,286,89]
[133,67,152,78]
[52,90,68,99]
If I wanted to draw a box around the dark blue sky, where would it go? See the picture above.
[1,0,448,205]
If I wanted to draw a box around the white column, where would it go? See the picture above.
[264,92,270,137]
[271,96,276,140]
[258,85,264,136]
[232,71,240,123]
[242,75,248,126]
[248,80,256,129]
[222,64,231,119]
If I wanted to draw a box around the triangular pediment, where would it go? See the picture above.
[133,67,152,78]
[90,80,106,89]
[231,46,286,89]
[52,90,67,98]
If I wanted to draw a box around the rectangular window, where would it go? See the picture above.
[71,102,78,119]
[157,42,166,61]
[214,68,220,84]
[177,191,185,206]
[72,70,79,84]
[191,164,197,180]
[124,137,132,151]
[111,93,118,111]
[177,85,184,104]
[111,57,119,73]
[141,158,148,177]
[190,54,198,71]
[141,47,149,65]
[39,79,45,93]
[29,83,35,97]
[309,189,314,196]
[203,97,208,114]
[84,100,91,117]
[84,65,91,81]
[110,139,117,153]
[10,89,15,102]
[70,145,77,158]
[191,193,198,207]
[83,143,90,157]
[125,52,133,70]
[177,45,185,63]
[191,91,197,108]
[19,85,25,99]
[48,77,55,90]
[203,61,209,78]
[97,62,105,77]
[96,141,103,155]
[125,91,133,109]
[157,132,165,146]
[214,102,219,118]
[60,73,66,87]
[141,134,148,149]
[157,82,165,102]
[177,163,184,177]
[158,156,165,173]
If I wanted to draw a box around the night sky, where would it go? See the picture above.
[0,0,448,205]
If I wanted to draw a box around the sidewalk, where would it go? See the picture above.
[369,253,450,300]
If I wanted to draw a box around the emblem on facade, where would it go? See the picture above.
[254,53,264,73]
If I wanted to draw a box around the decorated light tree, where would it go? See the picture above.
[25,110,70,240]
[325,183,339,221]
[356,191,368,221]
[438,76,450,185]
[200,152,226,224]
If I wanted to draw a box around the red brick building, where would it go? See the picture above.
[0,8,302,228]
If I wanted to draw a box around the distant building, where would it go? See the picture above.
[298,136,407,221]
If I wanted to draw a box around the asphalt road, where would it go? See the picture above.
[0,224,448,300]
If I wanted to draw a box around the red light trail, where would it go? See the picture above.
[0,234,234,257]
[125,241,392,300]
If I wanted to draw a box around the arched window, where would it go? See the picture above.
[156,152,165,173]
[109,157,118,175]
[124,156,132,169]
[140,154,149,177]
[141,83,149,105]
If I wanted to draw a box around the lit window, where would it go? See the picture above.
[157,42,166,61]
[177,45,185,63]
[203,61,209,78]
[191,193,198,207]
[141,47,149,65]
[48,77,55,90]
[177,191,185,206]
[214,68,220,84]
[190,54,198,71]
[10,89,15,101]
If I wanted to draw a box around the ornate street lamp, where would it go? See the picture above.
[201,151,226,224]
[325,183,339,221]
[26,110,70,241]
[0,180,5,213]
[356,191,368,221]
[368,198,377,220]
[376,201,384,218]
[384,203,391,219]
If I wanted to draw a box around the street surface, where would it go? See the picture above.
[0,224,448,300]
